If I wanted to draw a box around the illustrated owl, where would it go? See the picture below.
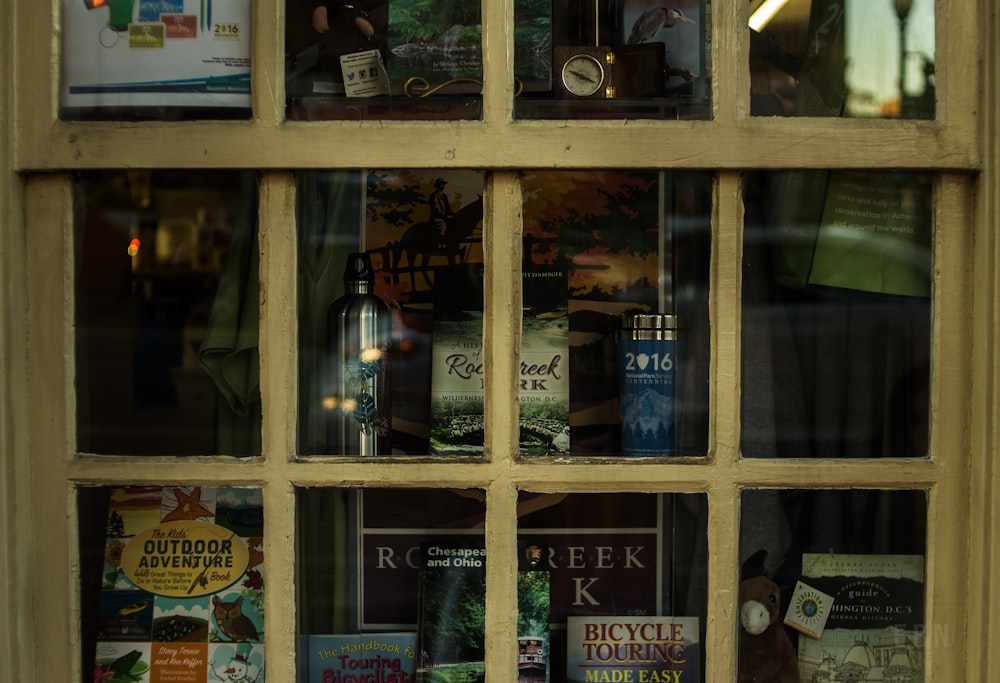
[212,595,260,642]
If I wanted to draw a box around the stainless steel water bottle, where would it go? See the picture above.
[327,252,391,455]
[617,313,688,456]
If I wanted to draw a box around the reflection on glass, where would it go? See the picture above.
[75,170,260,456]
[297,170,486,456]
[60,0,252,121]
[741,171,932,458]
[297,489,486,680]
[285,0,483,120]
[516,0,711,120]
[519,171,711,457]
[749,0,934,118]
[79,485,267,681]
[517,492,707,682]
[739,489,926,681]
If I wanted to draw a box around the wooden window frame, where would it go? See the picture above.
[2,1,998,681]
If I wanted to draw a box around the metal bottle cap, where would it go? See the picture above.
[343,252,375,289]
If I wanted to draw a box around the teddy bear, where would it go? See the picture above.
[738,573,801,683]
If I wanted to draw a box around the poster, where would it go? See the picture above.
[62,0,252,110]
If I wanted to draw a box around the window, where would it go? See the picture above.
[4,2,996,683]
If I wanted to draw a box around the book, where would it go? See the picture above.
[93,486,265,683]
[518,538,552,681]
[520,269,570,456]
[415,540,485,681]
[794,553,925,683]
[566,616,701,683]
[298,632,418,683]
[428,265,486,456]
[414,538,550,682]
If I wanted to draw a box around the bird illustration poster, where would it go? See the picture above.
[92,486,265,683]
[620,0,707,98]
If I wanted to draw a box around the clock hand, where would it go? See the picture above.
[569,69,597,84]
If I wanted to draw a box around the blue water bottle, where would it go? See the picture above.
[617,313,688,457]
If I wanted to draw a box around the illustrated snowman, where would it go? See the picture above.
[213,643,262,682]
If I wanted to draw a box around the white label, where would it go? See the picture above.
[783,580,835,639]
[340,49,390,98]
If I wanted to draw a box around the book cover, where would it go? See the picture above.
[566,616,701,683]
[353,491,701,682]
[386,0,551,94]
[520,269,570,456]
[794,553,925,683]
[518,538,552,681]
[415,540,486,681]
[93,486,265,683]
[415,538,551,682]
[298,633,418,683]
[428,265,486,456]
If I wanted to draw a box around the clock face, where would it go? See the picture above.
[560,53,606,97]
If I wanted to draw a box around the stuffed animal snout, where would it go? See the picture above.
[741,598,773,636]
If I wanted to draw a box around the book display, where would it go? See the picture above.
[89,486,265,683]
[295,490,706,682]
[520,170,710,457]
[283,0,710,120]
[297,169,710,458]
[793,554,925,682]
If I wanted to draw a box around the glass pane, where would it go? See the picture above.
[285,0,482,121]
[297,490,706,683]
[520,171,712,457]
[515,0,711,120]
[60,0,252,121]
[296,488,486,680]
[739,489,927,681]
[741,171,932,458]
[749,0,935,119]
[80,485,267,682]
[75,170,260,456]
[297,170,486,456]
[517,492,707,682]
